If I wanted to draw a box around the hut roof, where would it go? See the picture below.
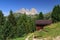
[36,20,52,25]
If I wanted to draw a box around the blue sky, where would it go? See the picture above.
[0,0,60,16]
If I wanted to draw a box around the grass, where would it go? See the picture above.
[29,22,60,40]
[10,33,32,40]
[11,37,26,40]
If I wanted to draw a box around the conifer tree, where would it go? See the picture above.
[51,5,60,22]
[8,10,16,26]
[0,10,5,25]
[38,12,44,20]
[0,10,5,40]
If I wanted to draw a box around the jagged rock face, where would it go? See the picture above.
[17,8,26,14]
[30,8,37,15]
[16,8,38,15]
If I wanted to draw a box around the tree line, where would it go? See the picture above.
[0,10,36,40]
[0,5,60,40]
[37,5,60,23]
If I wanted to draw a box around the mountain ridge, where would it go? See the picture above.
[16,8,38,15]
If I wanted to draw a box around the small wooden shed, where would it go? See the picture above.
[35,20,52,30]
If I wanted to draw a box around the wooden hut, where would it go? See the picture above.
[36,20,52,30]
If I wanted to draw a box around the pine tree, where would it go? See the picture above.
[51,5,60,23]
[38,12,44,20]
[1,10,17,40]
[8,10,16,26]
[0,10,5,25]
[26,16,36,33]
[17,14,26,37]
[3,20,11,40]
[3,20,16,40]
[0,10,5,40]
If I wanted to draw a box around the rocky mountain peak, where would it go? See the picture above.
[16,8,38,15]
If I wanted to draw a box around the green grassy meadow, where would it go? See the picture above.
[29,22,60,40]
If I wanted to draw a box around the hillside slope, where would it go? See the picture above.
[11,22,60,40]
[29,22,60,40]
